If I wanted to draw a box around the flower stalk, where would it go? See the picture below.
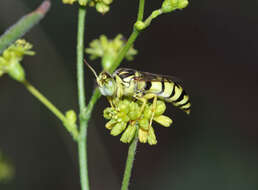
[76,6,91,190]
[0,0,51,54]
[121,135,138,190]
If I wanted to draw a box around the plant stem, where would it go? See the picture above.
[0,0,51,54]
[121,136,138,190]
[137,0,145,21]
[22,80,78,139]
[76,6,90,190]
[110,0,145,72]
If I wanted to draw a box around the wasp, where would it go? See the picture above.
[86,62,191,126]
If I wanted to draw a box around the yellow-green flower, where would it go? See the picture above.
[89,0,113,14]
[86,34,137,70]
[162,0,189,13]
[103,98,173,145]
[62,0,87,6]
[0,39,35,82]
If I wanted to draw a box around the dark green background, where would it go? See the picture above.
[0,0,258,189]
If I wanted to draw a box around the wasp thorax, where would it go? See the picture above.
[97,71,116,96]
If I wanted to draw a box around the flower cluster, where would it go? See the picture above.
[62,0,113,14]
[103,98,173,145]
[86,34,137,70]
[162,0,189,13]
[62,0,87,6]
[89,0,113,14]
[0,39,34,82]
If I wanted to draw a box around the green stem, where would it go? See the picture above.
[137,0,145,21]
[110,0,145,72]
[22,80,78,139]
[121,136,138,190]
[0,0,51,54]
[76,6,90,190]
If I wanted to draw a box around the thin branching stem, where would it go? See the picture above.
[22,80,78,139]
[76,6,89,190]
[121,136,139,190]
[111,0,145,72]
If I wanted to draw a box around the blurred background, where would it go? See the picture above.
[0,0,258,189]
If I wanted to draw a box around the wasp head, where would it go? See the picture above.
[97,71,116,96]
[85,60,116,97]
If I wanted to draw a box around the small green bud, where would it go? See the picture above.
[147,126,157,145]
[105,119,117,130]
[111,122,127,136]
[128,110,140,120]
[62,0,77,4]
[154,100,166,116]
[120,124,137,143]
[128,102,140,120]
[96,2,110,14]
[139,118,149,130]
[103,0,113,5]
[103,107,114,119]
[78,0,87,6]
[7,62,25,82]
[154,115,173,127]
[121,114,130,123]
[118,100,130,114]
[178,0,189,9]
[102,54,115,71]
[138,128,148,143]
[65,110,77,124]
[143,105,152,119]
[162,0,188,13]
[134,21,146,31]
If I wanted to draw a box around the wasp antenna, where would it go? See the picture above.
[84,59,98,79]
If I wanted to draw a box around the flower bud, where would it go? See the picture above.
[111,122,127,136]
[78,0,87,6]
[154,115,173,127]
[139,118,149,130]
[62,0,76,4]
[178,0,189,9]
[143,105,152,119]
[147,126,157,145]
[138,128,148,143]
[103,107,114,119]
[7,62,25,82]
[105,119,117,130]
[154,100,166,116]
[162,0,189,13]
[65,110,77,124]
[103,0,113,5]
[118,100,130,114]
[96,2,110,14]
[120,124,137,143]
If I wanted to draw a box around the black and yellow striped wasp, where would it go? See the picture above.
[86,62,191,126]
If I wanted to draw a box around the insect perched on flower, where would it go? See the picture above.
[86,61,191,129]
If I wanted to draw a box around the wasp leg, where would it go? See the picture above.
[149,95,158,129]
[107,97,114,108]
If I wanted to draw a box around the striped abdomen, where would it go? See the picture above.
[114,68,191,114]
[141,79,191,114]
